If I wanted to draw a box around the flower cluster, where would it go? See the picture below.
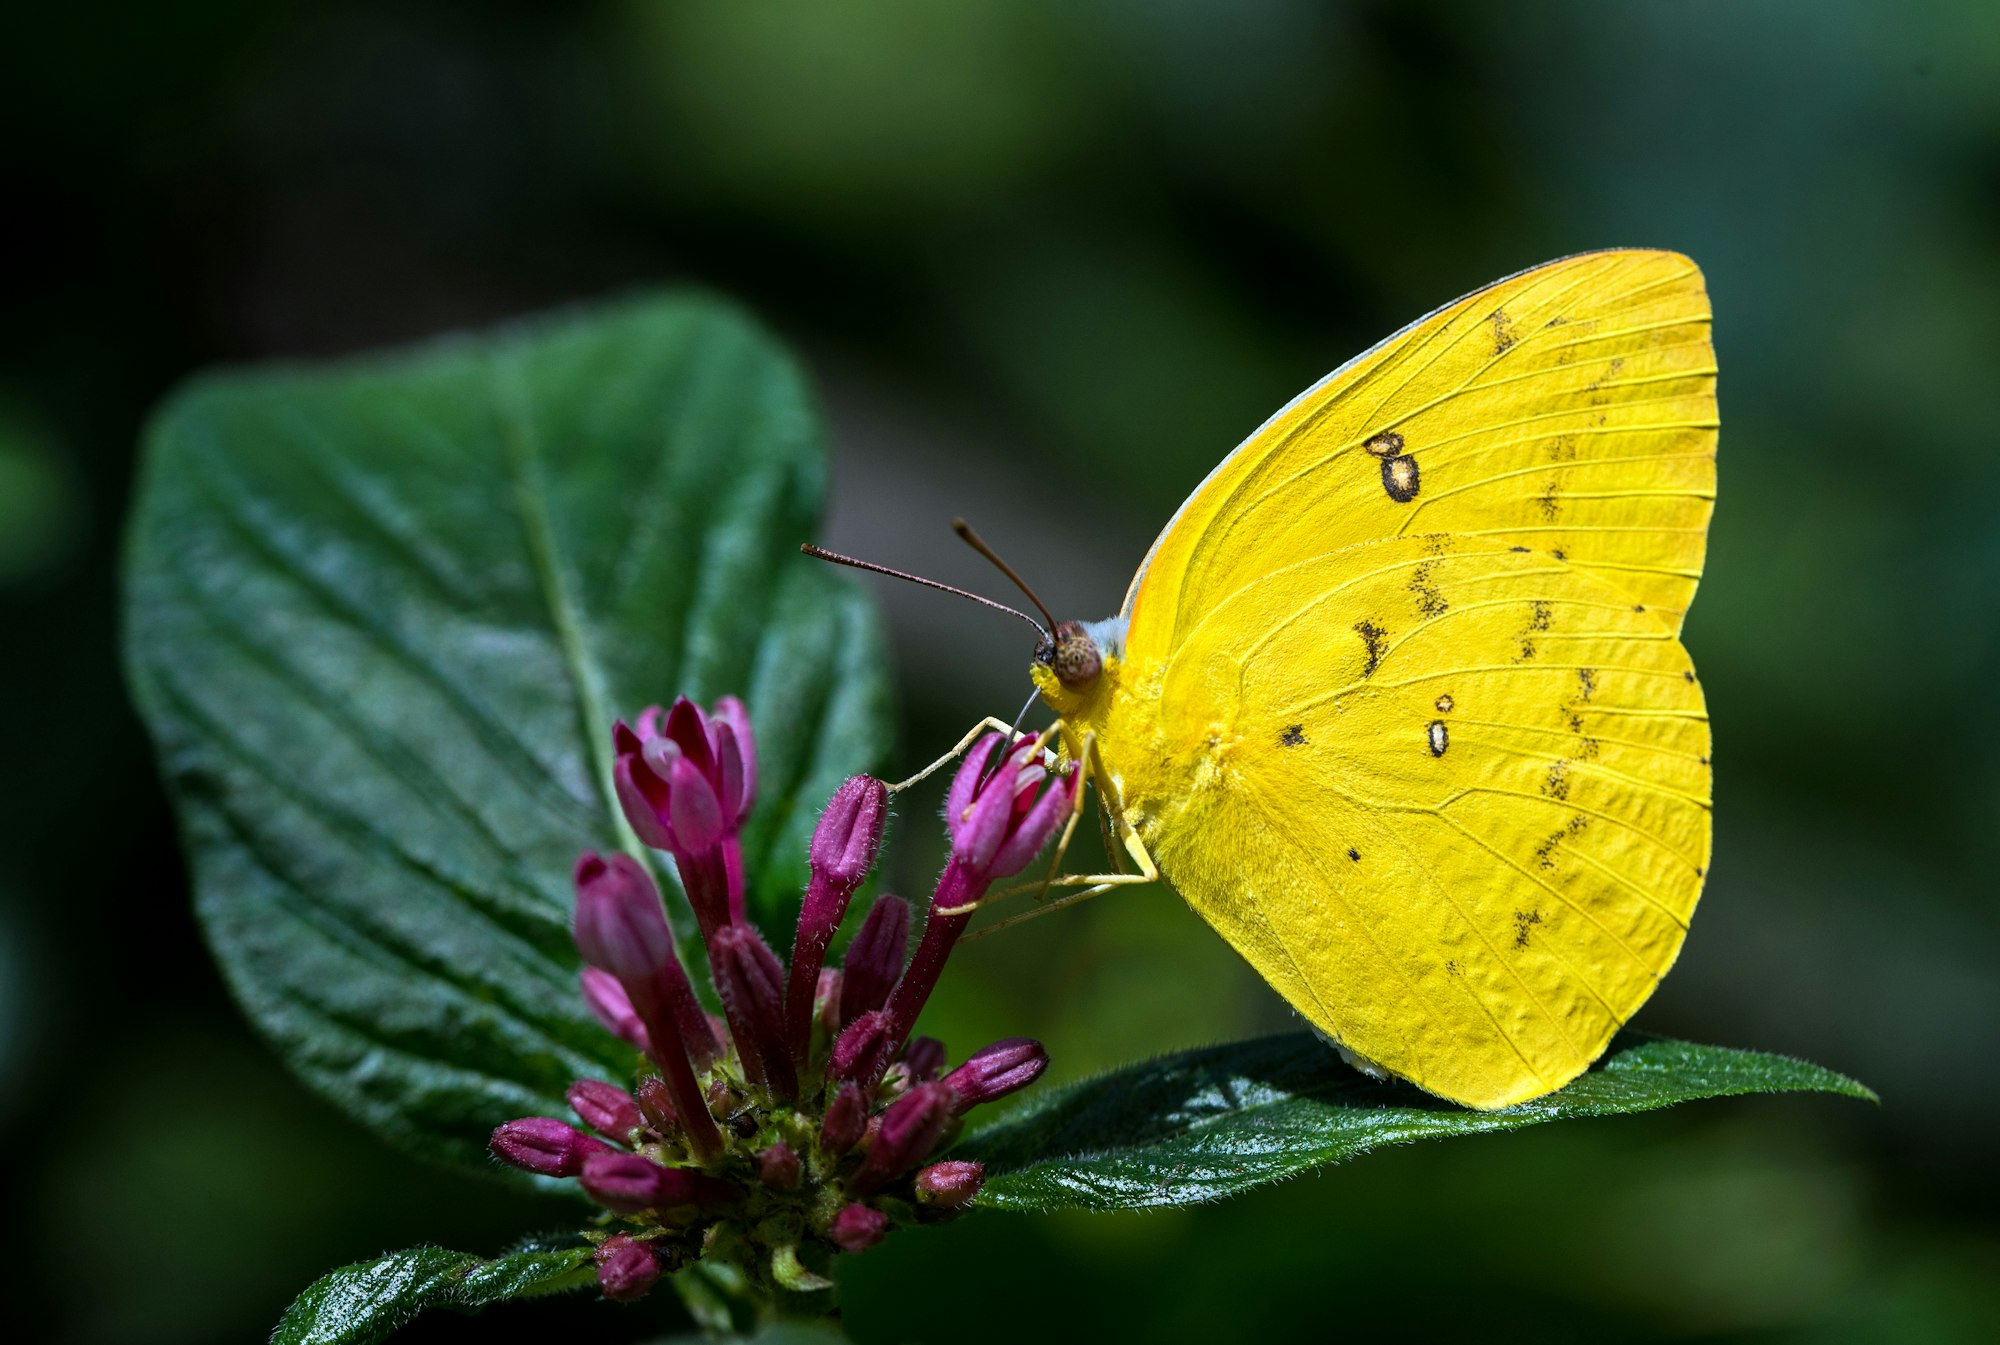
[491,699,1074,1301]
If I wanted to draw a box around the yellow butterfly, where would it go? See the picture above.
[817,249,1716,1109]
[1011,249,1716,1110]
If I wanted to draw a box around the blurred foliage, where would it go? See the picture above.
[3,1,1995,1342]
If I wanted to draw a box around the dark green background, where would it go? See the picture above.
[4,3,1993,1341]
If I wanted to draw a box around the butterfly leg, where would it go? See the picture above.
[887,716,1055,794]
[959,836,1161,941]
[958,735,1161,939]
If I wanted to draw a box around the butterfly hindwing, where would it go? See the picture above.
[1129,535,1710,1108]
[1123,250,1716,667]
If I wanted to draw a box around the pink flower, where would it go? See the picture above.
[945,733,1076,886]
[485,696,1053,1302]
[786,776,889,1062]
[612,696,757,936]
[943,1037,1049,1113]
[867,736,1074,1081]
[489,1117,610,1178]
[593,1235,663,1301]
[915,1160,986,1209]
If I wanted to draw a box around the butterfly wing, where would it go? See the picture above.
[1128,534,1709,1108]
[1121,249,1716,668]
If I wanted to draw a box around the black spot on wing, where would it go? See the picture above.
[1381,453,1421,503]
[1533,814,1589,870]
[1489,308,1518,354]
[1353,620,1387,677]
[1434,693,1454,713]
[1537,477,1563,521]
[1426,720,1449,757]
[1543,759,1571,800]
[1347,847,1361,862]
[1516,600,1551,662]
[1512,909,1543,949]
[1364,430,1405,456]
[1280,723,1306,747]
[1408,561,1447,618]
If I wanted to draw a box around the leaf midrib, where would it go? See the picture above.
[489,349,653,876]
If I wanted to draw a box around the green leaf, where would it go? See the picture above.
[959,1031,1875,1212]
[272,1241,596,1345]
[124,293,891,1177]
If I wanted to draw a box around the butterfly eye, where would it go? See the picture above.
[1049,622,1102,688]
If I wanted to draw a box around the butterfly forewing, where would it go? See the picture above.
[1123,250,1717,664]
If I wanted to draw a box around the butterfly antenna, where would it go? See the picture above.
[799,543,1049,639]
[952,518,1059,634]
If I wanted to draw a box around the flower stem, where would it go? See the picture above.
[630,984,724,1161]
[676,846,733,942]
[879,861,979,1064]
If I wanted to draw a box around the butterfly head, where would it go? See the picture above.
[1037,620,1103,689]
[1030,615,1125,727]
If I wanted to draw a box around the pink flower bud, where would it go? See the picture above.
[635,1076,677,1132]
[662,697,718,777]
[828,1203,888,1254]
[710,924,797,1099]
[943,735,1075,884]
[943,1037,1049,1113]
[786,777,890,1060]
[830,1010,893,1087]
[810,775,889,889]
[709,696,757,826]
[915,1159,985,1209]
[570,852,723,1159]
[815,967,843,1036]
[820,1082,867,1155]
[567,1079,643,1142]
[571,853,674,984]
[848,1081,955,1195]
[579,1151,737,1215]
[613,736,677,850]
[901,1036,947,1082]
[613,696,757,856]
[987,771,1076,882]
[594,1235,663,1301]
[667,750,726,853]
[944,736,1015,873]
[579,968,651,1055]
[758,1142,802,1191]
[838,895,909,1026]
[489,1116,608,1178]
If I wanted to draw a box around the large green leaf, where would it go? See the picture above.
[272,1241,596,1345]
[960,1031,1875,1212]
[124,293,891,1176]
